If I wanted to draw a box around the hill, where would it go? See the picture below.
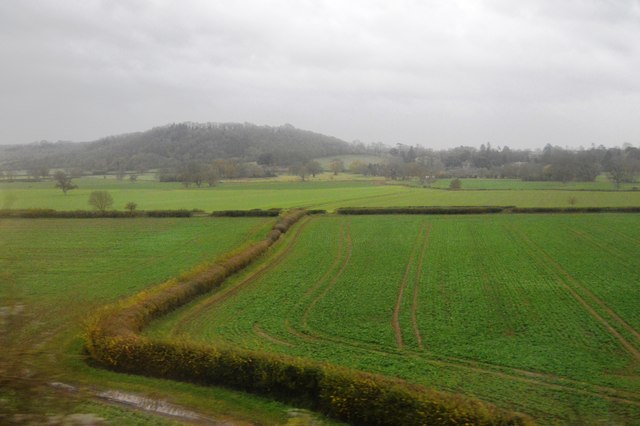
[0,122,356,172]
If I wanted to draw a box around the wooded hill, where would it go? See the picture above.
[0,122,355,172]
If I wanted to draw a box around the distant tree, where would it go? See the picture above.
[205,166,220,187]
[88,190,113,211]
[607,150,639,189]
[289,163,308,181]
[116,168,126,181]
[53,171,77,195]
[449,178,462,190]
[28,166,49,181]
[129,173,138,183]
[348,160,367,175]
[329,159,344,175]
[305,160,323,178]
[179,162,209,187]
[125,201,138,213]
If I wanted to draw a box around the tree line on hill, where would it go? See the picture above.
[353,142,640,188]
[0,121,638,187]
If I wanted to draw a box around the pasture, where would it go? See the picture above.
[148,214,640,424]
[2,176,640,212]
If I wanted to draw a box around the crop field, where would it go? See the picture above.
[0,216,313,424]
[149,214,640,424]
[3,176,640,212]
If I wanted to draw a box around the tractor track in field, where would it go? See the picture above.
[299,222,352,330]
[289,310,640,407]
[410,223,431,351]
[568,227,640,274]
[166,215,639,413]
[276,220,640,408]
[171,217,311,336]
[252,323,295,347]
[505,224,640,361]
[392,223,427,349]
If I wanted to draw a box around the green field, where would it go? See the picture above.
[3,176,640,424]
[0,216,324,424]
[2,176,640,212]
[148,214,640,424]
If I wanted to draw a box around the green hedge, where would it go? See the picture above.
[336,206,640,215]
[211,208,282,217]
[85,209,533,426]
[0,209,193,218]
[336,206,508,215]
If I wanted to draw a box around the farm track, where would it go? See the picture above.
[411,223,431,351]
[171,217,311,336]
[505,224,640,360]
[392,223,427,349]
[299,222,353,330]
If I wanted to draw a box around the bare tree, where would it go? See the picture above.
[88,191,113,211]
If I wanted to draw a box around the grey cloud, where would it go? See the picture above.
[0,0,638,148]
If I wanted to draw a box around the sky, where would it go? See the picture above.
[1,0,639,149]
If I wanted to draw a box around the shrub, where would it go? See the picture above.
[88,191,114,211]
[449,178,462,190]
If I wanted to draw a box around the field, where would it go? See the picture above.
[3,174,640,424]
[0,216,323,424]
[148,214,640,424]
[2,176,640,212]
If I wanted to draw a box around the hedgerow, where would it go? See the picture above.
[336,206,640,215]
[211,208,282,217]
[85,208,532,425]
[336,206,507,215]
[0,209,193,218]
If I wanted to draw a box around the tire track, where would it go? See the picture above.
[252,322,295,347]
[289,309,640,407]
[411,223,432,351]
[392,223,426,349]
[171,217,311,335]
[300,222,353,330]
[505,224,640,361]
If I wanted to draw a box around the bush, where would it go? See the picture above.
[88,190,113,211]
[449,178,462,190]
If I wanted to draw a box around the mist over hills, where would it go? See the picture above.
[0,122,357,171]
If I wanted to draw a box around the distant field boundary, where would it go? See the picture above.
[0,208,194,218]
[84,210,532,426]
[0,208,327,219]
[336,206,640,215]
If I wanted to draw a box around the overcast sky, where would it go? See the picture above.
[1,0,639,149]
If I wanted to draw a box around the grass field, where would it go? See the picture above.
[148,214,640,424]
[2,176,640,212]
[0,216,327,424]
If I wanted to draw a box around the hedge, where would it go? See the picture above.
[336,206,508,215]
[0,209,193,218]
[211,208,282,217]
[85,209,533,425]
[336,206,640,215]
